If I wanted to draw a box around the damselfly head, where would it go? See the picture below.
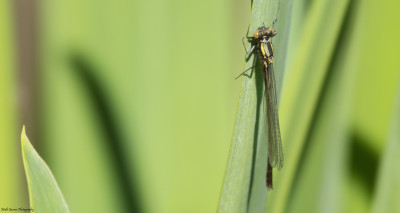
[253,27,277,39]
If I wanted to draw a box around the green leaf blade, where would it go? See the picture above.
[372,78,400,213]
[218,0,292,212]
[21,126,70,213]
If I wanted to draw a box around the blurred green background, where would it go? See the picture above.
[1,0,400,212]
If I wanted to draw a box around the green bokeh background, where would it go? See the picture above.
[1,0,400,212]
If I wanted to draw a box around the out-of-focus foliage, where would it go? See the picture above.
[1,0,400,212]
[21,127,69,212]
[372,80,400,213]
[0,0,20,207]
[37,0,247,212]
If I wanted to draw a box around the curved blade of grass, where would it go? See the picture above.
[218,0,292,212]
[21,126,70,213]
[372,77,400,213]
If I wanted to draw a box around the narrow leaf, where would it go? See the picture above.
[21,126,70,213]
[372,77,400,213]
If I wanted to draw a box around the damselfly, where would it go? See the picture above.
[238,25,284,189]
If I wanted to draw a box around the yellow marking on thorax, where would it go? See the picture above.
[260,42,274,65]
[260,43,270,61]
[260,42,267,58]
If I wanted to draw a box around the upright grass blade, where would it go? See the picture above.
[372,77,400,213]
[21,127,70,213]
[218,0,292,212]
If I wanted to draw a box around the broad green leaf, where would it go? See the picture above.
[21,126,70,213]
[218,0,292,212]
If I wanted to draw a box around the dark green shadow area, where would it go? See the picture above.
[68,52,143,213]
[349,132,379,198]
